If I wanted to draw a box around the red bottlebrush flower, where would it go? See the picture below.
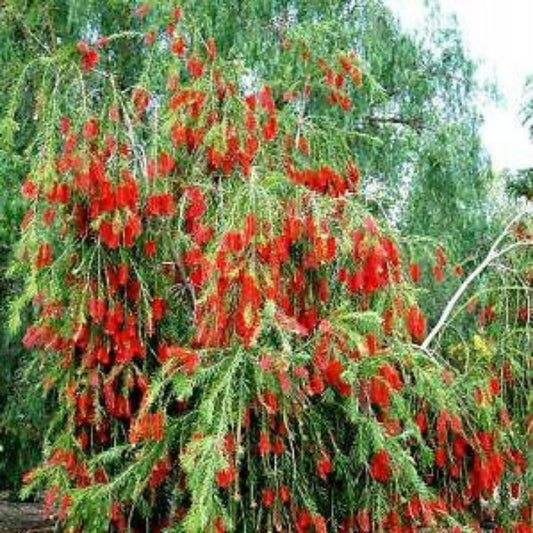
[318,278,330,303]
[185,187,207,221]
[189,221,214,246]
[272,436,285,455]
[213,517,226,533]
[126,279,141,302]
[171,36,186,56]
[409,263,421,283]
[366,332,378,355]
[130,412,165,443]
[216,466,236,488]
[369,376,390,408]
[258,86,275,113]
[224,433,235,454]
[432,264,445,283]
[144,29,156,46]
[356,509,371,532]
[452,434,468,459]
[168,346,200,375]
[35,242,53,269]
[149,457,171,487]
[172,6,183,21]
[509,448,527,475]
[58,493,73,521]
[434,447,447,468]
[150,412,165,441]
[21,208,34,230]
[82,117,99,140]
[317,452,332,480]
[517,305,529,323]
[369,450,391,482]
[123,213,142,247]
[245,111,257,133]
[346,159,360,191]
[310,512,329,533]
[453,264,464,276]
[206,37,217,60]
[382,308,394,335]
[479,304,497,326]
[60,116,71,134]
[324,358,351,396]
[78,42,99,71]
[406,304,426,343]
[152,297,167,321]
[470,451,504,497]
[117,263,129,286]
[415,411,428,434]
[22,325,47,350]
[144,240,157,257]
[21,178,38,199]
[293,365,309,379]
[157,151,176,176]
[187,55,204,79]
[95,35,109,48]
[245,94,257,110]
[170,123,187,146]
[261,488,276,508]
[134,3,150,18]
[146,193,175,216]
[347,270,364,293]
[295,508,314,531]
[298,135,310,156]
[89,297,106,324]
[223,231,244,253]
[274,309,309,337]
[262,390,278,414]
[258,432,271,455]
[132,86,151,116]
[259,354,272,372]
[380,363,402,391]
[263,113,278,141]
[436,409,449,443]
[278,485,290,503]
[382,237,399,266]
[47,182,71,204]
[165,22,176,38]
[475,431,494,453]
[489,376,500,396]
[435,246,447,267]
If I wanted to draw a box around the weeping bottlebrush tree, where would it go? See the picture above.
[12,3,531,533]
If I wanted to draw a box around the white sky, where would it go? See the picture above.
[384,0,533,171]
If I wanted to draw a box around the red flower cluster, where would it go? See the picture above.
[369,449,392,482]
[285,161,360,197]
[78,41,99,71]
[146,193,175,216]
[129,411,165,443]
[406,304,426,343]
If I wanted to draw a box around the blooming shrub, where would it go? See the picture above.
[14,4,531,532]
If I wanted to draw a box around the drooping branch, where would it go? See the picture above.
[366,114,423,132]
[421,208,532,350]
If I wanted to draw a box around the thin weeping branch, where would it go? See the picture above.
[365,114,424,132]
[171,249,197,308]
[421,208,532,351]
